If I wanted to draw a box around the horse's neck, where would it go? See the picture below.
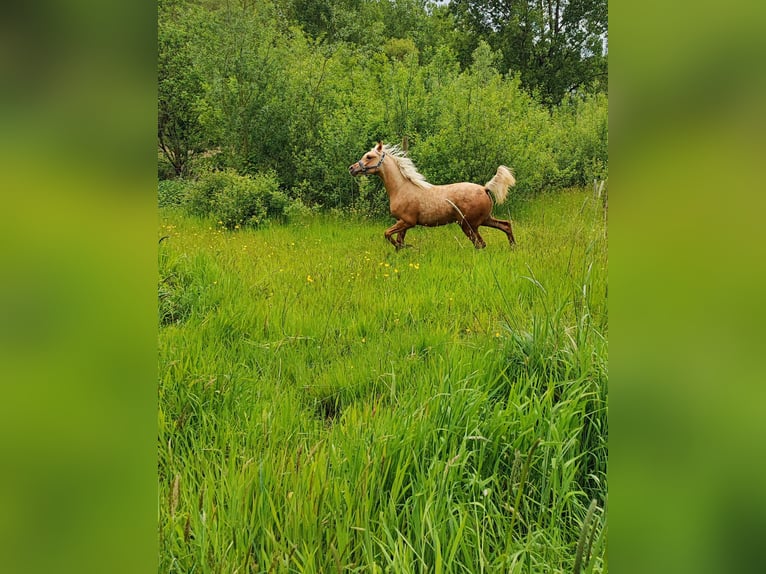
[379,161,412,202]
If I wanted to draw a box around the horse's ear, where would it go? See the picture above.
[376,141,383,152]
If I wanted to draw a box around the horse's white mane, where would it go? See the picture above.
[382,144,432,190]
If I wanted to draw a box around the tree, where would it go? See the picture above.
[192,1,297,178]
[449,0,607,105]
[158,1,208,177]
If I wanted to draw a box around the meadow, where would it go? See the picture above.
[158,188,608,573]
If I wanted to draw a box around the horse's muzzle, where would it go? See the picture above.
[349,163,361,176]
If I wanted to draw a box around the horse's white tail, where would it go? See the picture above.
[485,166,516,204]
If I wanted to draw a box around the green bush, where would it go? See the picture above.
[183,169,287,229]
[551,92,608,186]
[283,197,316,221]
[159,4,608,211]
[348,175,389,218]
[185,150,227,179]
[213,173,269,229]
[264,189,289,219]
[184,171,229,218]
[158,179,190,208]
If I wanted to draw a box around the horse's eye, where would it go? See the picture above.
[365,155,372,160]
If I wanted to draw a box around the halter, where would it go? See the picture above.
[357,151,386,174]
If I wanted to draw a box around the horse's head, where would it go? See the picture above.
[349,142,386,176]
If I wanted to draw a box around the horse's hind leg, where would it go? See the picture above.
[482,217,516,245]
[460,220,486,249]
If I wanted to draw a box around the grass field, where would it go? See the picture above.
[158,189,608,573]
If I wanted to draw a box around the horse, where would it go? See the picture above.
[349,142,516,250]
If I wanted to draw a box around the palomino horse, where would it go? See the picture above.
[349,142,516,250]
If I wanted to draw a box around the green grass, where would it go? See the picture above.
[158,189,608,573]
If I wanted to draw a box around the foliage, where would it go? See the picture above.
[282,197,317,222]
[158,153,177,181]
[347,174,389,218]
[383,36,419,61]
[412,42,600,195]
[449,0,608,105]
[183,169,286,229]
[192,2,294,177]
[158,0,607,212]
[553,92,609,183]
[157,178,190,208]
[158,189,608,572]
[158,1,209,177]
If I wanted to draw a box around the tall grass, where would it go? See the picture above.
[158,189,607,572]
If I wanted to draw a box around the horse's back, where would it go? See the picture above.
[414,182,491,225]
[436,181,486,197]
[437,182,492,212]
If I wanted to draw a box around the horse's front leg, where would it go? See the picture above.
[384,220,412,250]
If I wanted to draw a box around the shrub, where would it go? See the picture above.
[551,92,608,186]
[264,189,289,219]
[183,169,286,229]
[283,197,316,221]
[185,149,227,178]
[158,179,191,208]
[348,175,389,218]
[184,171,228,217]
[213,174,269,229]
